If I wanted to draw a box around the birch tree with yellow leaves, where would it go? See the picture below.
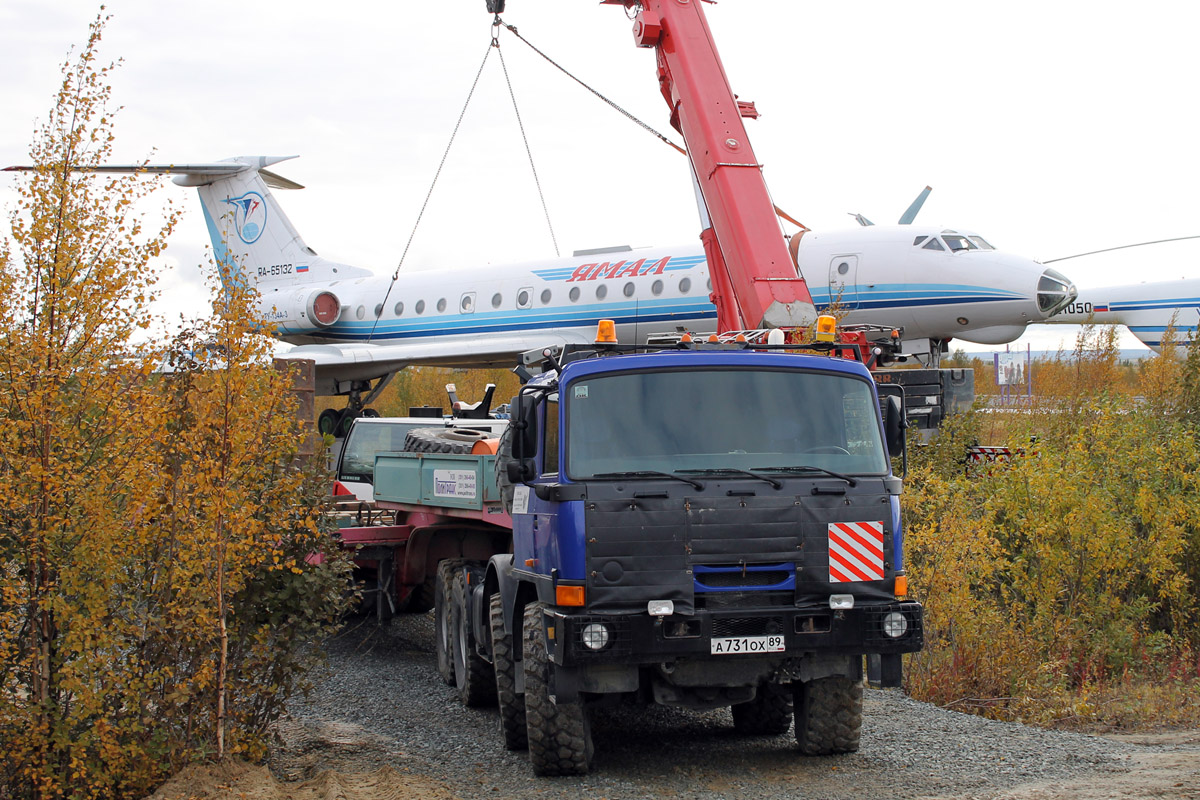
[0,14,349,798]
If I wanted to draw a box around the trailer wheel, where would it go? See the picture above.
[403,573,436,614]
[523,602,594,776]
[451,569,495,706]
[434,559,463,686]
[404,427,488,454]
[732,683,793,735]
[490,593,527,750]
[794,676,863,755]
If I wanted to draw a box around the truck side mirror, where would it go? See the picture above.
[510,392,540,481]
[884,394,906,456]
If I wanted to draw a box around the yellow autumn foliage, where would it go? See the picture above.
[0,14,350,798]
[904,327,1200,723]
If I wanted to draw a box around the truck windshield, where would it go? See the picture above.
[565,368,888,479]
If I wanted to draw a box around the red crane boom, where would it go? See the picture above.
[603,0,816,333]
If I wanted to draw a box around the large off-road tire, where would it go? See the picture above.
[732,683,794,735]
[523,602,594,776]
[452,569,496,707]
[404,427,490,454]
[794,676,863,755]
[490,593,527,750]
[434,559,464,686]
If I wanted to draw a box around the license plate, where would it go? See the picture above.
[711,635,785,655]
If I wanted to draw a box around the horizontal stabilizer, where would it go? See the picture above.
[4,156,303,189]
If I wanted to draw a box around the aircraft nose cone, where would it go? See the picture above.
[1037,267,1076,316]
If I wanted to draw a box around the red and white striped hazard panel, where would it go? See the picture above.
[828,521,885,583]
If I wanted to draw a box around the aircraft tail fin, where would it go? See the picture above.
[33,156,370,291]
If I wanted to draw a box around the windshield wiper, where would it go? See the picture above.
[592,470,704,490]
[750,465,858,487]
[675,468,782,489]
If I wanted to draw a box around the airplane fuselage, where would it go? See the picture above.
[264,225,1074,361]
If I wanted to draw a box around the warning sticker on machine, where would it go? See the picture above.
[433,469,477,500]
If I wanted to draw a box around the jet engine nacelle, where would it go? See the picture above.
[261,288,342,335]
[955,325,1027,345]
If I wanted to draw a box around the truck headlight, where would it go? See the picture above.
[882,611,908,638]
[581,623,610,651]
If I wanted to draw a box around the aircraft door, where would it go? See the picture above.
[829,255,859,309]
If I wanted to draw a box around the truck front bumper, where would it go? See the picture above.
[546,600,924,668]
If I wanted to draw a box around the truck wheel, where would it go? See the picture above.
[794,676,863,755]
[732,684,793,735]
[490,593,527,750]
[404,427,488,454]
[434,559,463,686]
[523,602,594,776]
[451,569,495,706]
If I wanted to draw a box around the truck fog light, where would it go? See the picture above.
[581,623,610,650]
[647,600,674,617]
[882,611,908,638]
[829,594,854,610]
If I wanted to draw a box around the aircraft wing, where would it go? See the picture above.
[277,331,594,394]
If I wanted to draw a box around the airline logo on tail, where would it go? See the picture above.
[226,192,267,244]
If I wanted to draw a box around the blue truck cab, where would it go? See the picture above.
[486,342,924,774]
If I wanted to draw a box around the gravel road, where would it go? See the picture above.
[262,612,1200,800]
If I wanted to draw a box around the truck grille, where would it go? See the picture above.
[698,590,793,609]
[712,616,786,637]
[696,569,791,589]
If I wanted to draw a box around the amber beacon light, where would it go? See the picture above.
[595,319,618,344]
[815,314,837,342]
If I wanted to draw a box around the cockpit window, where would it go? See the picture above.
[912,236,927,246]
[943,234,978,252]
[968,236,995,250]
[922,237,945,251]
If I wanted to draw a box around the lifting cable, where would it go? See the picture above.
[494,18,809,233]
[369,17,561,343]
[494,17,560,260]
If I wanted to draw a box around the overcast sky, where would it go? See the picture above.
[3,0,1198,356]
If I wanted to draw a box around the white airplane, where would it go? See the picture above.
[1041,279,1200,351]
[9,155,1078,417]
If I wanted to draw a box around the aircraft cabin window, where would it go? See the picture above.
[913,236,927,246]
[623,282,635,297]
[922,238,945,251]
[569,286,581,302]
[541,288,552,305]
[517,288,532,309]
[437,298,447,312]
[596,284,608,300]
[679,277,692,293]
[943,234,977,252]
[968,236,995,250]
[651,279,663,296]
[460,293,475,313]
[837,261,850,275]
[416,300,426,314]
[355,305,366,320]
[492,293,502,308]
[394,302,404,316]
[374,304,383,318]
[706,279,712,291]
